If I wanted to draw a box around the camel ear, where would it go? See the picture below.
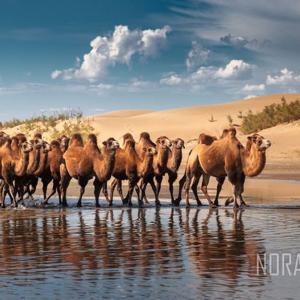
[142,147,147,152]
[102,141,107,146]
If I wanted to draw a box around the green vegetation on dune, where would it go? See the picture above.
[241,97,300,134]
[0,110,95,139]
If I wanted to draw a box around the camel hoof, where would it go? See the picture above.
[128,202,133,207]
[225,197,234,206]
[155,201,161,207]
[196,202,203,207]
[109,201,113,207]
[138,201,144,208]
[95,203,100,208]
[77,203,82,208]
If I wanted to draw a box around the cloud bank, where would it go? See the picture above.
[52,25,171,81]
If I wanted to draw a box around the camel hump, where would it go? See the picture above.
[220,127,237,139]
[87,134,97,144]
[70,133,83,146]
[198,133,217,145]
[34,132,43,139]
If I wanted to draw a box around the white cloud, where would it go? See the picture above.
[215,60,253,79]
[160,59,253,87]
[186,41,210,70]
[160,73,183,86]
[52,25,171,81]
[242,83,265,92]
[266,68,300,85]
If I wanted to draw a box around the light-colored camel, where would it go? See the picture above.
[140,136,172,205]
[196,128,271,208]
[176,133,226,207]
[0,136,33,207]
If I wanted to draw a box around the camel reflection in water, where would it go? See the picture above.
[0,208,265,288]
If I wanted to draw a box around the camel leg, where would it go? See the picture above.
[201,174,215,207]
[109,178,119,206]
[191,175,202,206]
[168,174,177,205]
[93,179,102,208]
[117,180,125,202]
[61,172,71,207]
[175,173,186,206]
[0,181,6,208]
[150,178,159,206]
[127,177,137,207]
[76,177,88,207]
[184,173,192,207]
[9,184,17,208]
[134,184,142,206]
[140,179,149,204]
[44,180,59,204]
[214,176,226,206]
[155,175,163,201]
[101,181,110,203]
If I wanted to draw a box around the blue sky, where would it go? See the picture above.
[0,0,300,120]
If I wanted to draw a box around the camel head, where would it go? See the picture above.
[50,140,61,151]
[103,138,119,151]
[198,134,217,145]
[70,133,83,147]
[246,134,271,152]
[20,141,33,153]
[34,132,43,140]
[87,134,98,145]
[42,141,51,153]
[32,137,44,150]
[60,135,70,152]
[156,136,172,149]
[142,146,157,156]
[171,138,185,149]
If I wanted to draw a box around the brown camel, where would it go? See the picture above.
[140,135,172,205]
[176,133,226,207]
[165,138,185,204]
[109,135,157,207]
[0,136,32,207]
[60,134,119,207]
[60,133,95,207]
[23,134,51,201]
[196,128,271,208]
[42,140,65,204]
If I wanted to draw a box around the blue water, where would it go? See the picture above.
[0,200,300,299]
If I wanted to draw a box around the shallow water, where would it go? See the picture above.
[0,200,300,299]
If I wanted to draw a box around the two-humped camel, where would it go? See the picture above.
[180,128,271,207]
[60,133,119,207]
[109,133,156,207]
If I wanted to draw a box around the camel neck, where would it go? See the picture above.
[27,147,41,175]
[168,147,182,171]
[156,147,169,168]
[241,146,266,177]
[34,150,48,176]
[95,149,116,181]
[14,151,30,177]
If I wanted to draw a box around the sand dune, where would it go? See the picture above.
[86,93,300,164]
[4,93,300,165]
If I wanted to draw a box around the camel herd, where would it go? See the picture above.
[0,128,271,209]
